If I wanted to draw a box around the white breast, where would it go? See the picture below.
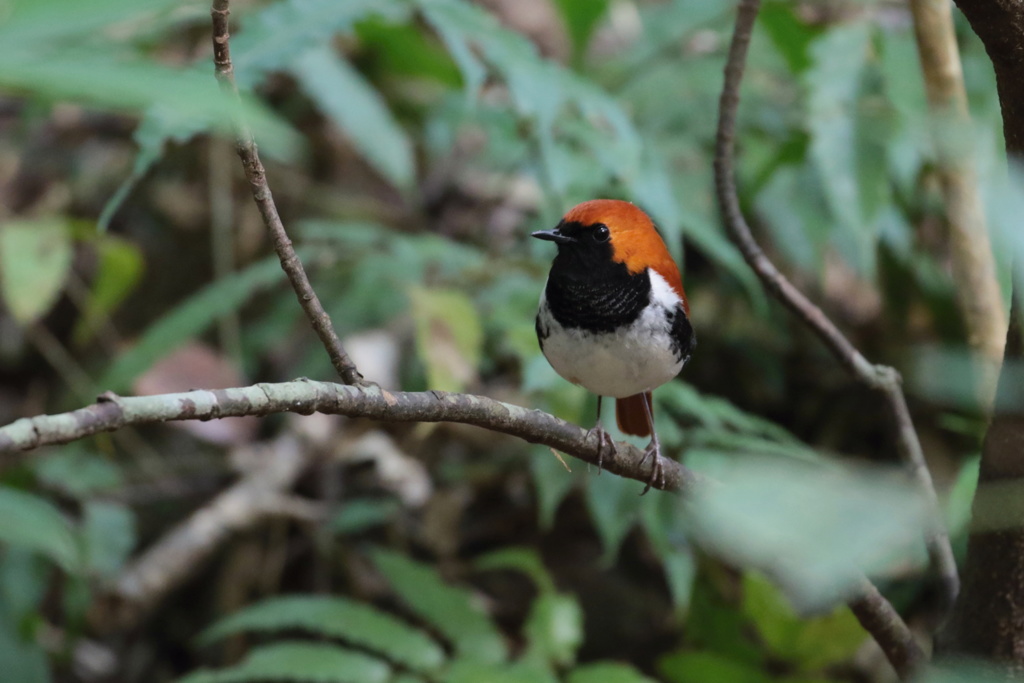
[537,270,684,398]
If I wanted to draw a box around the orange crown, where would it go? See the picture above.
[563,199,688,312]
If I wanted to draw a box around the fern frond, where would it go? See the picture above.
[199,596,445,673]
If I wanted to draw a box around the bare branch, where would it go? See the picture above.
[714,0,958,616]
[849,580,928,680]
[93,434,322,628]
[209,0,364,386]
[0,381,703,495]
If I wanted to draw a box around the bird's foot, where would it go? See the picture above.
[586,421,616,474]
[638,437,665,496]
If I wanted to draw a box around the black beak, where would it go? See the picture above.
[531,229,573,244]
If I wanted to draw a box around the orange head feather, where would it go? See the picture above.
[562,199,688,313]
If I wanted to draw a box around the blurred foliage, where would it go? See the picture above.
[0,0,1011,680]
[181,548,651,683]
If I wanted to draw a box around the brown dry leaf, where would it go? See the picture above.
[133,342,258,445]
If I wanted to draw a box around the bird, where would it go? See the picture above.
[533,199,695,493]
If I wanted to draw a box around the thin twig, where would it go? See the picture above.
[849,580,928,680]
[209,0,364,386]
[714,0,943,675]
[0,381,703,495]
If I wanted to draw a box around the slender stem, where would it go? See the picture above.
[209,0,365,386]
[714,0,957,611]
[713,0,945,676]
[849,580,927,680]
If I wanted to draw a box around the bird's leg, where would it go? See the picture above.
[637,393,664,495]
[586,396,615,473]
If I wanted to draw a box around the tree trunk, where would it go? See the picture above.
[944,0,1024,668]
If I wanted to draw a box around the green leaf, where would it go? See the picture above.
[638,484,695,612]
[99,251,308,391]
[0,59,299,162]
[530,448,576,530]
[0,600,50,683]
[567,662,657,683]
[946,455,980,537]
[758,1,820,74]
[72,236,144,344]
[803,22,881,275]
[444,660,557,683]
[686,455,929,609]
[99,106,209,231]
[0,0,180,47]
[923,662,1020,683]
[82,502,136,579]
[199,596,445,673]
[657,546,696,612]
[418,0,642,195]
[0,487,79,572]
[659,651,771,683]
[475,547,556,594]
[741,572,865,671]
[685,574,764,666]
[330,498,401,535]
[356,19,461,86]
[0,218,73,325]
[31,448,123,499]
[291,46,414,189]
[0,549,51,622]
[178,642,391,683]
[656,383,810,453]
[232,0,408,89]
[552,0,609,63]
[420,1,487,101]
[585,467,641,564]
[754,165,829,272]
[369,548,507,664]
[523,593,583,668]
[409,288,483,393]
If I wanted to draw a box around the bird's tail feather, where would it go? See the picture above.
[616,392,652,437]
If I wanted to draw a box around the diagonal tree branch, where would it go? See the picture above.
[210,0,364,386]
[714,0,958,616]
[848,580,928,680]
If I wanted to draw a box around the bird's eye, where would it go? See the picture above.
[593,224,611,242]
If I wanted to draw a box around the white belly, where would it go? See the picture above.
[536,273,684,398]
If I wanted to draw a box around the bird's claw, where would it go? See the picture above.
[587,422,615,474]
[638,439,665,495]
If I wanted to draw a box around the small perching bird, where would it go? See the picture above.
[533,199,695,492]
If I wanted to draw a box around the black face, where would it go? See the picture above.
[534,220,651,334]
[532,220,614,271]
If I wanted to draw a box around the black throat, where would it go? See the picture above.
[543,241,651,334]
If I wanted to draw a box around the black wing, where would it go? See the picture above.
[668,305,695,365]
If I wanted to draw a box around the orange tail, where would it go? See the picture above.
[616,392,652,437]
